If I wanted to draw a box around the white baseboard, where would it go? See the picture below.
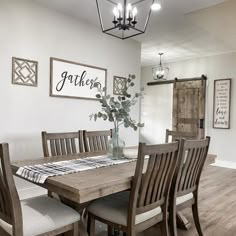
[211,160,236,170]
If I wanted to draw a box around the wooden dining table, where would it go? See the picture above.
[11,150,215,233]
[11,151,137,204]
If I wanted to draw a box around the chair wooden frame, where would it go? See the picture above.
[0,143,80,236]
[87,141,183,236]
[83,129,112,152]
[169,137,211,236]
[42,131,85,157]
[42,130,87,204]
[165,129,198,143]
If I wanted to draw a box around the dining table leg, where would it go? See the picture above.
[177,211,192,230]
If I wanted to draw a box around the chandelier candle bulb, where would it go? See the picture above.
[117,3,123,18]
[113,7,119,18]
[132,7,138,18]
[132,7,138,26]
[113,7,119,24]
[151,3,162,11]
[127,3,132,19]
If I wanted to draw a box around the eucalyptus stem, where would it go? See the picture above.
[90,74,144,131]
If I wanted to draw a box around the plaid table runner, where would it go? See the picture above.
[16,155,137,184]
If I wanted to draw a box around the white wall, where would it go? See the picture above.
[140,67,172,144]
[141,52,236,163]
[0,0,141,197]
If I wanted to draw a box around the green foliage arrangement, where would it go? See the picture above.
[90,74,144,132]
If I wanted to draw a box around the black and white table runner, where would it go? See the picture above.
[16,155,137,184]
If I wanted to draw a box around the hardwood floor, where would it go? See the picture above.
[93,165,236,236]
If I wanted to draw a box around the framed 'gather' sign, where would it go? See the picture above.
[50,57,107,100]
[213,79,231,129]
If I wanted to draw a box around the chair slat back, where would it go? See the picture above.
[129,142,181,219]
[42,131,84,157]
[175,137,210,196]
[165,129,197,143]
[0,143,22,235]
[83,130,112,152]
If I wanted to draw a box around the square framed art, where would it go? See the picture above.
[12,57,38,87]
[113,76,127,95]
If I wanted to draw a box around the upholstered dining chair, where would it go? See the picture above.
[42,131,85,157]
[87,141,183,236]
[169,137,210,236]
[165,129,198,143]
[0,143,84,236]
[83,129,112,152]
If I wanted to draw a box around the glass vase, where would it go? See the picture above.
[108,128,125,159]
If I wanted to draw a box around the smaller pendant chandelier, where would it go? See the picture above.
[152,53,169,80]
[96,0,161,40]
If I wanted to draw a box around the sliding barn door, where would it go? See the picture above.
[172,79,206,139]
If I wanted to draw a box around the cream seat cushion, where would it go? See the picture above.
[0,218,11,235]
[88,191,162,226]
[88,191,194,226]
[176,193,193,205]
[0,196,80,236]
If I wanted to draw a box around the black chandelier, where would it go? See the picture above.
[96,0,161,40]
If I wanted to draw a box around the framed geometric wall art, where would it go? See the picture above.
[113,76,127,95]
[50,57,107,100]
[12,57,38,87]
[213,78,232,129]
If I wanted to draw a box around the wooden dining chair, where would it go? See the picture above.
[42,131,85,157]
[169,137,210,236]
[0,143,84,236]
[42,131,84,199]
[87,141,183,236]
[83,129,112,152]
[165,129,198,143]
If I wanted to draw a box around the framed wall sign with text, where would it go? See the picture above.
[213,79,231,129]
[50,57,107,100]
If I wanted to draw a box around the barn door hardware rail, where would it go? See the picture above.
[147,74,207,86]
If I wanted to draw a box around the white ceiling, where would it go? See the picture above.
[33,0,235,66]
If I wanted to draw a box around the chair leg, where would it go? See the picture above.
[64,222,79,236]
[169,202,177,236]
[126,228,135,236]
[79,220,88,236]
[161,218,169,236]
[72,222,79,236]
[192,203,203,236]
[87,213,95,236]
[48,190,53,198]
[161,205,169,236]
